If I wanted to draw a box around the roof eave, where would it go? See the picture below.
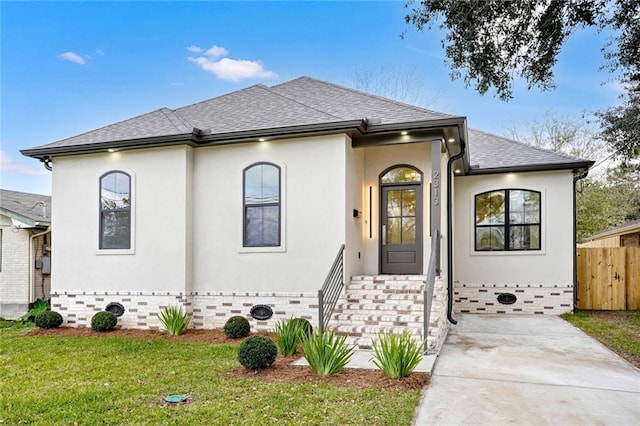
[0,208,50,228]
[20,120,368,159]
[465,160,595,176]
[587,222,640,240]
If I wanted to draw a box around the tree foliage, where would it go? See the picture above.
[404,0,640,159]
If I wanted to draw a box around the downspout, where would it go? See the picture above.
[573,169,589,310]
[446,140,466,325]
[29,227,51,304]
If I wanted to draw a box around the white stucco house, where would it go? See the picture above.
[22,77,592,351]
[0,189,52,319]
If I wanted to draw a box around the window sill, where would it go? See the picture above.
[239,246,286,254]
[96,248,136,255]
[471,249,545,256]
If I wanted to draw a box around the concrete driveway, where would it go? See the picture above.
[413,314,640,425]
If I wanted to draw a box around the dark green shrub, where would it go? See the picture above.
[91,311,117,332]
[224,315,250,338]
[237,335,277,370]
[34,310,63,329]
[290,318,313,338]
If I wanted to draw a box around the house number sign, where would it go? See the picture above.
[432,171,440,205]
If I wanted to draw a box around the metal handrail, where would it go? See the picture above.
[318,244,345,332]
[423,229,440,353]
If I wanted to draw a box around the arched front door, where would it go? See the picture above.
[380,165,423,274]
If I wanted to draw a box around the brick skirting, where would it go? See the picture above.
[454,283,573,315]
[51,291,318,330]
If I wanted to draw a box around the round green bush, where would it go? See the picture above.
[290,318,313,338]
[91,311,117,332]
[224,315,250,338]
[237,335,278,370]
[34,310,63,329]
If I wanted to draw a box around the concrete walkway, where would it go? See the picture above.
[413,315,640,425]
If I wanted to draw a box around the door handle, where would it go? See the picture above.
[382,225,387,245]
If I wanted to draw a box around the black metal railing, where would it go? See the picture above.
[318,244,345,332]
[423,229,441,353]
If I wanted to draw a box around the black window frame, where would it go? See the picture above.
[243,162,281,247]
[474,188,541,252]
[99,170,132,250]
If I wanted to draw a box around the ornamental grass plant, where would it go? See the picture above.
[158,305,191,336]
[371,332,425,379]
[302,328,355,376]
[274,317,305,356]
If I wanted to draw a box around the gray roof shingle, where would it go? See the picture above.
[22,76,591,173]
[466,129,592,172]
[0,189,51,226]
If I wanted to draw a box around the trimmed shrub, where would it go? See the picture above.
[34,310,63,329]
[237,335,278,370]
[158,305,191,336]
[91,311,117,332]
[290,318,313,338]
[224,315,250,338]
[302,329,355,376]
[371,331,425,379]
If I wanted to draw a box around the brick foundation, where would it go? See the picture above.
[454,283,573,315]
[51,291,317,330]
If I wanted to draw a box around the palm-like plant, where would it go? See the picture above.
[158,305,191,336]
[302,329,354,376]
[371,331,425,379]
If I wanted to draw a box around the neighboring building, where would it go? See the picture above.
[579,219,640,248]
[0,189,51,319]
[21,77,592,350]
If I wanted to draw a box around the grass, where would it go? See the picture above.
[561,310,640,368]
[0,320,421,425]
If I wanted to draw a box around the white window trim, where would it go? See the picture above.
[470,187,546,256]
[239,162,286,253]
[96,168,136,255]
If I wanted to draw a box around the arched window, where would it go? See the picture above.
[475,189,541,251]
[99,171,131,249]
[380,166,422,184]
[243,162,280,247]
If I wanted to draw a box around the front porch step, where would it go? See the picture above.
[329,275,431,350]
[333,313,423,323]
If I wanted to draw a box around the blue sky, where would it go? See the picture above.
[1,1,621,195]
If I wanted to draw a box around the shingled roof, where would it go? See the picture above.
[21,76,592,173]
[0,189,51,228]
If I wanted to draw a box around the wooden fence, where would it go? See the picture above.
[576,247,640,310]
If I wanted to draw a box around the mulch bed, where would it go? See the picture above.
[27,327,429,391]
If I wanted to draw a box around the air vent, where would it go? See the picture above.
[249,304,273,320]
[497,293,517,305]
[105,302,125,317]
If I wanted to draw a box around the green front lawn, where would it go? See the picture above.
[561,310,640,368]
[0,322,420,425]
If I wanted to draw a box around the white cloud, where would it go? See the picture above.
[58,51,86,65]
[204,45,228,58]
[187,44,276,82]
[170,82,185,86]
[96,49,104,55]
[0,150,49,176]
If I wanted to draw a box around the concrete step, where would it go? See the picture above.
[351,275,427,282]
[343,293,424,302]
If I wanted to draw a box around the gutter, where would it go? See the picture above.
[21,120,368,160]
[466,161,595,175]
[446,138,467,325]
[29,227,51,304]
